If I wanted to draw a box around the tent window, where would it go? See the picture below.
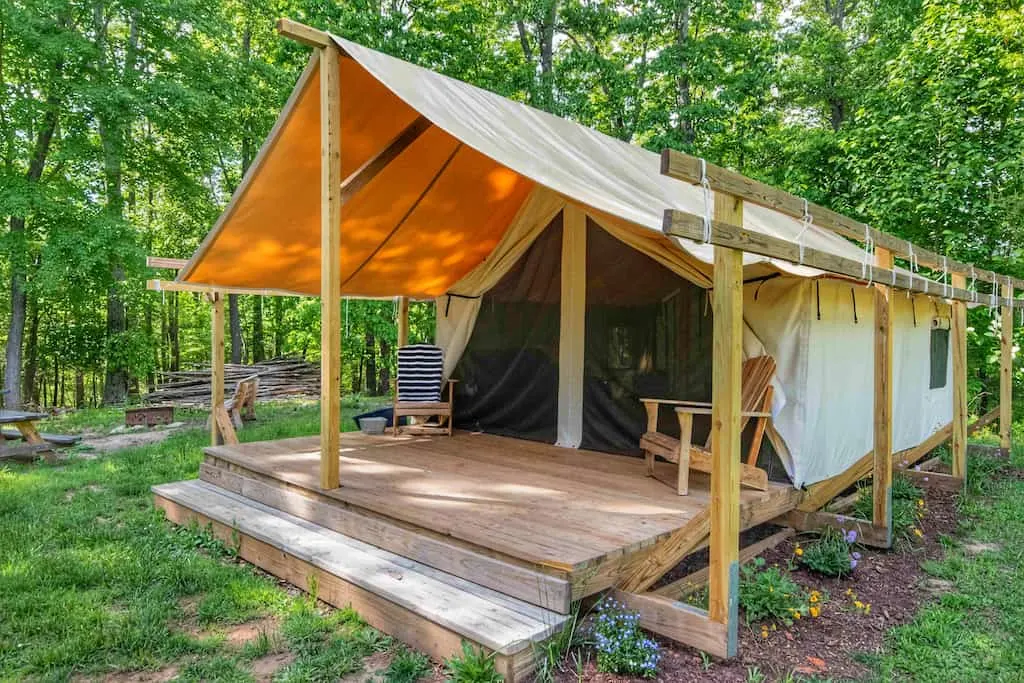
[930,327,949,389]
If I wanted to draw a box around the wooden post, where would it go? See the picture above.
[872,247,893,544]
[708,192,742,657]
[319,43,342,490]
[951,273,968,479]
[1000,283,1013,456]
[210,291,225,446]
[397,296,410,348]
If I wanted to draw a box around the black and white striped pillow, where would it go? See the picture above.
[397,344,444,402]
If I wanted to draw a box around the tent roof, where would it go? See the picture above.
[178,35,879,298]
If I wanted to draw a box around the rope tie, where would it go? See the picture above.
[700,159,712,243]
[942,256,949,299]
[989,274,998,313]
[970,265,978,304]
[860,225,875,285]
[795,199,813,265]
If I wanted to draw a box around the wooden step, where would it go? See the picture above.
[153,480,568,681]
[198,461,571,613]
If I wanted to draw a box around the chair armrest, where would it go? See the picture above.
[672,406,771,418]
[640,397,712,408]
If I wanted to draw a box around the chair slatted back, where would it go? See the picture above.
[397,344,445,402]
[741,356,776,413]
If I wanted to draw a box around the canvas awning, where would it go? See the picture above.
[178,35,878,297]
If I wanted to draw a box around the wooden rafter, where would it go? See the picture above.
[661,149,1024,292]
[147,280,305,298]
[276,18,332,48]
[340,116,432,204]
[663,211,1023,308]
[146,256,188,270]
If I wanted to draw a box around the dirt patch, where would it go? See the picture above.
[559,488,963,683]
[72,666,178,682]
[77,430,174,455]
[221,616,279,646]
[250,651,296,682]
[340,651,393,683]
[962,541,1001,555]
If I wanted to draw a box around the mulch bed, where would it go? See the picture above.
[559,486,962,683]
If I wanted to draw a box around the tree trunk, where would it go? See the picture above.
[378,337,391,396]
[170,291,180,371]
[273,297,284,357]
[22,299,39,406]
[4,96,59,408]
[229,294,243,364]
[675,0,695,146]
[75,370,85,408]
[364,332,377,394]
[252,297,265,362]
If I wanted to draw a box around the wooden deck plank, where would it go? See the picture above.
[205,432,799,575]
[154,480,567,652]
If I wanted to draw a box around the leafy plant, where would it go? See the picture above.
[799,527,861,577]
[384,647,432,683]
[444,642,503,683]
[589,597,660,678]
[739,558,808,625]
[533,604,583,683]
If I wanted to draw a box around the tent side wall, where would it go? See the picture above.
[745,277,953,487]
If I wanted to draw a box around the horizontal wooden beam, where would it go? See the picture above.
[146,279,306,298]
[276,18,332,48]
[901,469,964,493]
[782,510,891,548]
[661,149,1024,291]
[663,210,1023,308]
[653,528,794,600]
[612,590,730,659]
[146,256,188,270]
[340,116,432,204]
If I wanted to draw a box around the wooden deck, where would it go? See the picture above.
[202,431,800,592]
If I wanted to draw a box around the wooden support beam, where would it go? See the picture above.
[146,256,188,270]
[663,211,1022,308]
[209,292,225,446]
[341,117,431,205]
[147,279,304,298]
[873,247,893,544]
[952,273,968,479]
[653,528,794,600]
[708,193,743,657]
[661,150,1024,291]
[783,510,890,548]
[319,41,343,490]
[901,469,964,493]
[276,18,332,48]
[397,296,410,348]
[1000,283,1013,455]
[617,509,710,593]
[967,406,1000,436]
[612,590,730,659]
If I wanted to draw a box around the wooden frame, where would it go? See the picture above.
[392,380,457,437]
[209,291,225,446]
[873,247,894,544]
[1000,283,1014,455]
[952,273,968,478]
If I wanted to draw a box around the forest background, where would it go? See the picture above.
[1,0,1022,410]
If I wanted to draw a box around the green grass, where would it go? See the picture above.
[0,400,391,681]
[870,445,1024,681]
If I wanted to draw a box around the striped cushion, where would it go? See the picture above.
[397,344,445,402]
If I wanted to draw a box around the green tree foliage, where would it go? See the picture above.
[0,0,1021,409]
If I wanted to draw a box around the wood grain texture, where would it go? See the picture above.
[952,273,968,478]
[276,18,332,48]
[397,296,410,348]
[783,510,890,548]
[319,42,342,490]
[663,211,1022,308]
[873,247,894,531]
[145,256,188,270]
[709,193,743,628]
[901,469,964,493]
[612,590,729,658]
[209,292,225,446]
[1000,283,1013,452]
[660,150,1024,292]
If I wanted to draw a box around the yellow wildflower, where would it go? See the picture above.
[917,499,925,507]
[854,600,864,610]
[914,528,924,538]
[795,547,804,557]
[864,604,871,615]
[793,611,801,620]
[810,593,819,604]
[810,606,821,618]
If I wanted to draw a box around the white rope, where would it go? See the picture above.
[989,274,998,313]
[860,225,874,285]
[154,279,162,292]
[795,199,813,265]
[700,158,712,243]
[942,256,949,299]
[970,265,977,304]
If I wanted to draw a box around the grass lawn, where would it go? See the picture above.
[0,400,438,683]
[3,402,1024,682]
[867,434,1024,681]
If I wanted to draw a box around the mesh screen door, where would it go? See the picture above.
[452,215,562,442]
[581,221,713,454]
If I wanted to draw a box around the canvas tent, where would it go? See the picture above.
[178,33,954,487]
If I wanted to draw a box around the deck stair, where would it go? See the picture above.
[153,480,569,680]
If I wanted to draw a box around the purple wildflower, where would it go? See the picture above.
[845,529,858,544]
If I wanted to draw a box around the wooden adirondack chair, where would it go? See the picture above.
[639,355,778,494]
[392,344,456,436]
[211,374,259,446]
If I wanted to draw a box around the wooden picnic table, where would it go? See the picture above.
[0,410,55,462]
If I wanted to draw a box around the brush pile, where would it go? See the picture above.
[145,357,319,406]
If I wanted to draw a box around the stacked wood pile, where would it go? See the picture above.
[146,358,319,406]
